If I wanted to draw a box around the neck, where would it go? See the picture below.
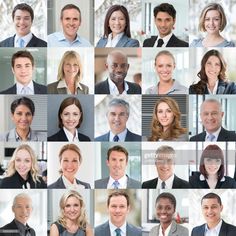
[207,174,218,180]
[64,33,76,42]
[114,81,125,94]
[64,175,75,184]
[16,128,30,140]
[111,174,125,180]
[161,221,172,231]
[159,174,172,181]
[65,127,76,136]
[206,32,221,40]
[207,219,221,229]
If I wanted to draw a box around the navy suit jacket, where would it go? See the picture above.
[95,221,142,236]
[142,175,190,189]
[95,129,141,142]
[0,34,47,47]
[0,220,36,236]
[190,127,236,141]
[0,81,47,94]
[143,34,189,47]
[191,220,236,236]
[96,35,140,47]
[95,79,141,94]
[48,128,91,141]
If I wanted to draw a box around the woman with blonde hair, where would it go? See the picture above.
[47,51,89,94]
[50,190,93,236]
[148,97,187,141]
[0,144,46,188]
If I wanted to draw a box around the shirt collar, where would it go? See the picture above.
[14,219,29,235]
[157,79,186,94]
[109,129,127,142]
[207,79,219,94]
[14,128,31,141]
[106,32,124,47]
[157,174,175,189]
[62,175,85,190]
[107,175,128,189]
[108,78,129,95]
[199,174,225,182]
[63,127,79,142]
[58,31,81,43]
[16,80,34,94]
[205,219,222,236]
[205,127,222,141]
[57,79,83,94]
[15,32,33,47]
[109,220,127,236]
[158,221,172,236]
[154,32,173,47]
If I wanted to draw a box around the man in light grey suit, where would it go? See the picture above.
[95,98,141,142]
[95,145,141,189]
[95,191,142,236]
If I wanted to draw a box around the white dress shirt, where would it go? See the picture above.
[107,175,127,189]
[156,174,175,189]
[63,127,79,142]
[14,32,33,47]
[62,175,85,190]
[16,80,34,94]
[109,129,128,142]
[205,219,222,236]
[153,33,173,47]
[205,127,221,141]
[109,221,127,236]
[108,78,129,94]
[106,32,124,47]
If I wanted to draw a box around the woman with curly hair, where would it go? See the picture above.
[148,97,187,141]
[0,144,46,188]
[189,50,236,94]
[50,190,93,236]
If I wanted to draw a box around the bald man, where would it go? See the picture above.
[95,50,141,94]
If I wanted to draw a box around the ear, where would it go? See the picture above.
[221,112,224,118]
[12,67,15,75]
[106,159,109,167]
[105,63,109,70]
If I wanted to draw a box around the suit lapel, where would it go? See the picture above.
[116,35,128,47]
[103,221,111,236]
[219,220,227,236]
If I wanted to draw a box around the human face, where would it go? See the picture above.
[204,10,221,34]
[204,158,221,176]
[106,52,129,85]
[14,149,32,180]
[109,10,126,37]
[155,12,175,38]
[61,104,81,133]
[13,10,32,36]
[156,102,174,131]
[61,150,80,180]
[64,196,81,221]
[12,57,34,86]
[156,198,175,226]
[11,105,33,131]
[205,56,221,81]
[156,153,174,181]
[63,58,80,80]
[155,55,175,82]
[12,197,32,224]
[106,151,127,180]
[108,195,130,227]
[107,105,128,134]
[201,198,223,228]
[61,9,81,41]
[200,101,224,133]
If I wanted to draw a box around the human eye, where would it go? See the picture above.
[63,159,69,162]
[25,159,31,163]
[72,159,78,163]
[65,204,71,208]
[26,112,32,117]
[16,112,23,116]
[15,158,21,162]
[205,17,210,21]
[73,112,79,116]
[157,109,163,113]
[63,112,70,116]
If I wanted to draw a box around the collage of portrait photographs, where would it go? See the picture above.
[0,0,236,236]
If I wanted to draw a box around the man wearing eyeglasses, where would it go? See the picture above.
[95,50,141,94]
[142,145,190,189]
[190,99,236,141]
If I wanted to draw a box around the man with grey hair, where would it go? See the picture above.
[95,98,141,141]
[95,50,141,94]
[190,98,236,141]
[0,193,36,236]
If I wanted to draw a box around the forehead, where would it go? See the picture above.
[14,197,32,206]
[155,11,173,19]
[157,102,170,109]
[107,53,127,64]
[110,10,125,18]
[62,8,80,18]
[14,104,31,111]
[108,105,127,113]
[14,57,32,65]
[66,196,80,204]
[62,104,80,112]
[14,9,31,18]
[109,150,126,159]
[61,149,79,159]
[205,9,221,17]
[156,197,173,205]
[206,55,220,63]
[201,101,220,111]
[156,54,174,64]
[16,149,31,157]
[109,195,127,205]
[157,152,174,159]
[202,198,220,206]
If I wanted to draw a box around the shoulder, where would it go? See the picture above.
[0,85,16,94]
[127,223,142,235]
[95,221,109,233]
[223,176,236,187]
[78,132,91,141]
[126,130,141,141]
[143,36,157,47]
[149,225,159,236]
[169,34,189,47]
[173,175,190,188]
[47,130,62,141]
[96,37,107,47]
[76,179,91,189]
[48,177,64,189]
[126,81,141,94]
[95,80,109,94]
[0,176,16,188]
[78,36,92,47]
[189,132,205,141]
[191,224,205,235]
[33,81,47,94]
[0,36,14,46]
[31,130,47,141]
[222,40,235,47]
[47,81,59,93]
[142,178,158,189]
[31,34,47,47]
[95,133,109,141]
[190,38,203,47]
[145,85,157,94]
[95,178,108,188]
[223,221,236,232]
[127,176,141,188]
[78,83,89,94]
[125,37,140,47]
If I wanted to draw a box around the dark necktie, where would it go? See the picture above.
[113,135,119,142]
[115,228,121,236]
[161,181,166,189]
[157,38,164,47]
[25,226,31,236]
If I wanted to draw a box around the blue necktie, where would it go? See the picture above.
[113,180,120,189]
[115,228,121,236]
[207,134,215,141]
[19,38,25,47]
[113,135,119,142]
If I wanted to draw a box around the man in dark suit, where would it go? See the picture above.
[191,192,236,236]
[143,3,188,47]
[142,145,189,189]
[95,145,141,189]
[0,3,46,47]
[0,50,47,94]
[95,98,141,142]
[0,193,36,236]
[190,99,236,141]
[95,50,141,94]
[95,191,142,236]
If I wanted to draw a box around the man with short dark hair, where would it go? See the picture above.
[143,3,188,47]
[0,3,47,47]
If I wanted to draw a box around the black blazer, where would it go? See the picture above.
[48,176,91,189]
[0,34,47,47]
[143,34,189,47]
[190,127,236,141]
[142,175,190,189]
[95,79,141,94]
[0,220,36,236]
[191,220,236,236]
[47,128,91,141]
[189,172,236,188]
[0,81,47,94]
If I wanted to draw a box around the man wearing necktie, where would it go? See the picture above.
[143,3,189,47]
[95,191,142,236]
[0,193,36,236]
[95,145,141,189]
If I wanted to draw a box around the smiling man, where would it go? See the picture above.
[95,191,142,236]
[143,3,188,47]
[95,145,141,189]
[0,3,46,47]
[47,4,91,47]
[190,99,236,141]
[0,50,47,94]
[191,192,236,236]
[0,193,36,236]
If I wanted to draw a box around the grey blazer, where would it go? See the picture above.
[95,175,141,189]
[95,221,142,236]
[47,81,89,94]
[96,35,140,47]
[150,221,189,236]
